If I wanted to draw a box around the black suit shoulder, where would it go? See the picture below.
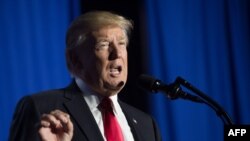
[9,87,72,141]
[29,88,68,113]
[119,100,152,120]
[27,82,81,113]
[119,101,162,141]
[9,94,41,141]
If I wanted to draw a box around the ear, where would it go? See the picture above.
[65,49,83,76]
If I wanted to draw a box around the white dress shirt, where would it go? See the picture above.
[75,77,135,141]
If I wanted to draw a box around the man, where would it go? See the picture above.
[9,11,162,141]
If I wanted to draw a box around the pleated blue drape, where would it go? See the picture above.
[145,0,250,141]
[0,0,79,140]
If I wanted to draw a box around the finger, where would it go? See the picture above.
[50,110,73,133]
[40,120,50,127]
[41,113,62,129]
[61,114,74,138]
[50,110,70,124]
[65,115,73,134]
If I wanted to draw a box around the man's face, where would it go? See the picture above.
[74,26,128,96]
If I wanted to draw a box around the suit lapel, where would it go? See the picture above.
[119,101,143,141]
[63,82,104,141]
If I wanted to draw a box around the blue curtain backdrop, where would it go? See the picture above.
[145,0,250,141]
[0,0,79,140]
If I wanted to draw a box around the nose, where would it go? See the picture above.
[109,43,122,60]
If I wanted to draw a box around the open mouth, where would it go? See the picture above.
[109,65,122,76]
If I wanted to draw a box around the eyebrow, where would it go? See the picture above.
[96,37,127,42]
[96,38,109,43]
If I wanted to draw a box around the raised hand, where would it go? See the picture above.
[38,110,73,141]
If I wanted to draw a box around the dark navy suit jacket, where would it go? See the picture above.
[9,82,162,141]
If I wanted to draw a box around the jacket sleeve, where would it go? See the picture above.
[9,96,41,141]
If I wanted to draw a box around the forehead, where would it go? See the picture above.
[91,26,127,40]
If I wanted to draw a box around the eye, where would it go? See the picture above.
[118,41,127,47]
[96,41,109,49]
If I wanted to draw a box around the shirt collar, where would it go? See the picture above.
[75,77,120,115]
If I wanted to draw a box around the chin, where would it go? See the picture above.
[103,80,124,91]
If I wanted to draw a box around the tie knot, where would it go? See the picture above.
[99,98,113,112]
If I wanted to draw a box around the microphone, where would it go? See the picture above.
[138,74,233,124]
[137,74,204,103]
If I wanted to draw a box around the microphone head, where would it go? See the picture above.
[137,74,162,93]
[137,74,204,102]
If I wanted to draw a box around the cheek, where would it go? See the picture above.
[94,52,108,67]
[124,54,128,66]
[94,58,108,76]
[79,53,99,78]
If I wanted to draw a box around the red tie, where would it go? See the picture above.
[99,98,124,141]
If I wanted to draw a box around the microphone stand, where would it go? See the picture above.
[175,76,233,125]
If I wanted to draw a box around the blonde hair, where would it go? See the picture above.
[66,11,133,49]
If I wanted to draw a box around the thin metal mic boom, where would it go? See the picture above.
[137,74,233,125]
[175,76,233,125]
